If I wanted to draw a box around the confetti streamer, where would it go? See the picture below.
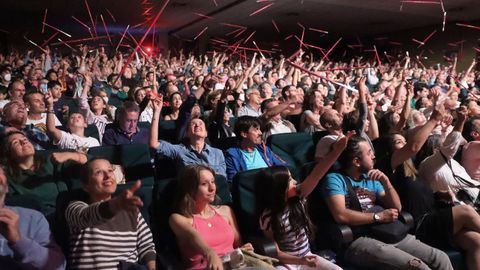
[116,25,130,51]
[221,23,246,29]
[297,22,305,29]
[412,38,424,46]
[249,3,274,16]
[304,43,328,59]
[57,38,77,51]
[213,0,218,6]
[321,37,342,62]
[233,28,247,38]
[116,0,170,85]
[41,32,59,47]
[423,30,436,43]
[84,0,97,36]
[106,8,116,22]
[442,12,447,32]
[473,47,480,53]
[456,23,480,30]
[24,36,47,54]
[50,35,108,45]
[287,60,359,93]
[100,15,112,45]
[72,16,91,32]
[194,26,208,40]
[223,44,273,53]
[193,12,213,19]
[43,22,72,38]
[309,27,328,34]
[226,27,243,36]
[252,40,266,59]
[401,0,441,4]
[42,9,48,34]
[284,34,293,40]
[244,31,256,44]
[0,29,10,34]
[389,41,403,46]
[374,45,382,66]
[271,19,280,33]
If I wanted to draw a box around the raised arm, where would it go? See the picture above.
[45,93,62,144]
[391,107,444,169]
[298,131,355,198]
[148,95,163,150]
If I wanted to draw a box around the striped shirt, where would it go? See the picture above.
[65,200,156,270]
[259,202,310,257]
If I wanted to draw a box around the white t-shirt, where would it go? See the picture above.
[315,134,339,160]
[56,130,100,151]
[26,113,62,133]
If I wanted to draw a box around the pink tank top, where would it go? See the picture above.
[182,207,235,269]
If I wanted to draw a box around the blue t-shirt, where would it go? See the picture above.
[321,172,385,211]
[241,148,268,171]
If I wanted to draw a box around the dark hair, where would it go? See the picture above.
[462,116,480,142]
[45,69,58,81]
[88,95,114,122]
[116,101,140,121]
[378,111,397,135]
[0,131,42,179]
[22,89,43,103]
[47,80,61,89]
[260,98,275,113]
[234,116,261,139]
[342,107,361,133]
[172,165,217,217]
[337,136,367,169]
[281,85,291,100]
[257,166,315,241]
[80,157,110,184]
[303,90,322,111]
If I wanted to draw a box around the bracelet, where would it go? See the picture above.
[47,110,55,114]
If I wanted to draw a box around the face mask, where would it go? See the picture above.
[3,73,11,82]
[39,83,48,94]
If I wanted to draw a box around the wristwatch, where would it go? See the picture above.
[373,213,381,223]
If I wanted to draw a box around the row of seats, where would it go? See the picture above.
[11,129,468,269]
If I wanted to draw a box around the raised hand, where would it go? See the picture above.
[110,180,143,214]
[0,208,21,244]
[332,130,356,152]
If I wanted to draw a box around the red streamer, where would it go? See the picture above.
[321,37,342,62]
[250,3,274,16]
[42,9,48,34]
[100,15,112,45]
[271,19,280,33]
[194,26,208,40]
[84,0,97,36]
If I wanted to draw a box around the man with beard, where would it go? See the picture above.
[320,136,452,270]
[0,166,66,270]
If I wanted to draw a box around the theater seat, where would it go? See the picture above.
[231,169,278,258]
[88,144,155,186]
[267,132,315,180]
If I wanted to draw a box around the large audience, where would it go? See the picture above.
[0,44,479,270]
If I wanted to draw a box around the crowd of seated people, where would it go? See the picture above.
[0,43,479,270]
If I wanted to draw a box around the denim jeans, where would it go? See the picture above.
[344,234,453,270]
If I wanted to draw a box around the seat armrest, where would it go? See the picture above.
[399,211,414,229]
[245,236,278,258]
[327,223,354,246]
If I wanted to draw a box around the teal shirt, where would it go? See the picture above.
[241,148,268,171]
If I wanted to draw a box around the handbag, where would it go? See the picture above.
[439,151,480,211]
[221,248,278,270]
[342,175,409,244]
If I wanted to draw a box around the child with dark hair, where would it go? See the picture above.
[258,132,354,270]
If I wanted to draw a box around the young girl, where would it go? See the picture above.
[258,132,354,270]
[169,165,253,270]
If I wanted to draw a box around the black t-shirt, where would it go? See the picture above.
[390,165,435,224]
